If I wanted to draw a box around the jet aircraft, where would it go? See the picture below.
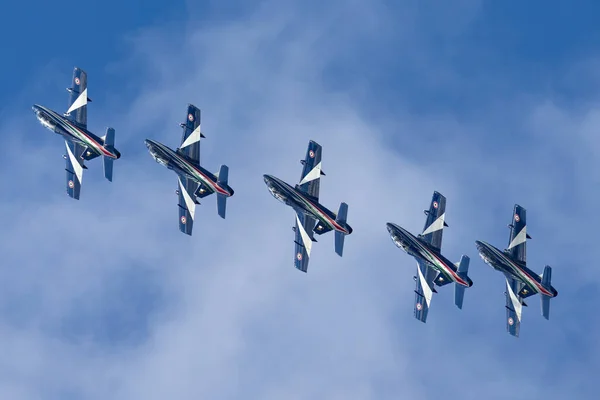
[386,191,473,323]
[145,104,234,235]
[475,204,558,337]
[263,140,352,272]
[32,67,121,199]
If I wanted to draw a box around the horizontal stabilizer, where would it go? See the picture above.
[104,157,114,182]
[541,296,550,320]
[336,202,348,223]
[454,255,470,309]
[541,265,552,319]
[334,202,349,256]
[334,231,345,256]
[541,265,552,286]
[103,127,116,182]
[216,164,229,219]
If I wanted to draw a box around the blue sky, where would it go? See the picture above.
[1,0,600,399]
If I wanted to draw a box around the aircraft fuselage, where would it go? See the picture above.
[263,174,352,234]
[144,139,234,197]
[32,104,120,159]
[386,222,472,287]
[475,240,557,297]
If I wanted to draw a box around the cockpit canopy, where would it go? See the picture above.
[34,109,57,131]
[268,185,288,204]
[145,142,169,167]
[392,235,410,252]
[151,151,168,167]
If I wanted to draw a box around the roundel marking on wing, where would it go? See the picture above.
[514,214,520,222]
[188,113,194,122]
[508,317,514,326]
[74,77,80,85]
[68,180,74,188]
[181,216,187,224]
[416,302,422,311]
[309,150,315,158]
[297,252,302,261]
[433,201,438,209]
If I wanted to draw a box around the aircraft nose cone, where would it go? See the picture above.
[386,223,398,234]
[263,174,274,185]
[144,139,159,153]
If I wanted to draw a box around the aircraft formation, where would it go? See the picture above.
[32,67,558,338]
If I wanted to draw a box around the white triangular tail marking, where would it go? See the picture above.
[505,278,523,322]
[299,162,322,185]
[66,88,88,115]
[422,213,445,236]
[508,226,527,250]
[417,263,433,307]
[178,178,196,220]
[180,124,202,148]
[295,214,313,256]
[65,142,83,184]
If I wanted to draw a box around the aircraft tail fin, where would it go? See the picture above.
[216,164,229,219]
[454,255,470,309]
[334,202,349,256]
[541,265,552,320]
[102,127,115,182]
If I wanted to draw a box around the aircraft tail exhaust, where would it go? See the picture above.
[454,255,470,309]
[541,265,552,320]
[216,164,229,219]
[102,127,116,182]
[334,202,349,256]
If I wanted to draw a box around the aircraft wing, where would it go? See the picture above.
[177,104,202,166]
[413,260,438,323]
[504,276,525,337]
[177,176,200,235]
[507,204,531,264]
[420,191,448,252]
[65,141,86,199]
[294,212,316,272]
[66,67,89,129]
[504,276,536,337]
[296,140,323,201]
